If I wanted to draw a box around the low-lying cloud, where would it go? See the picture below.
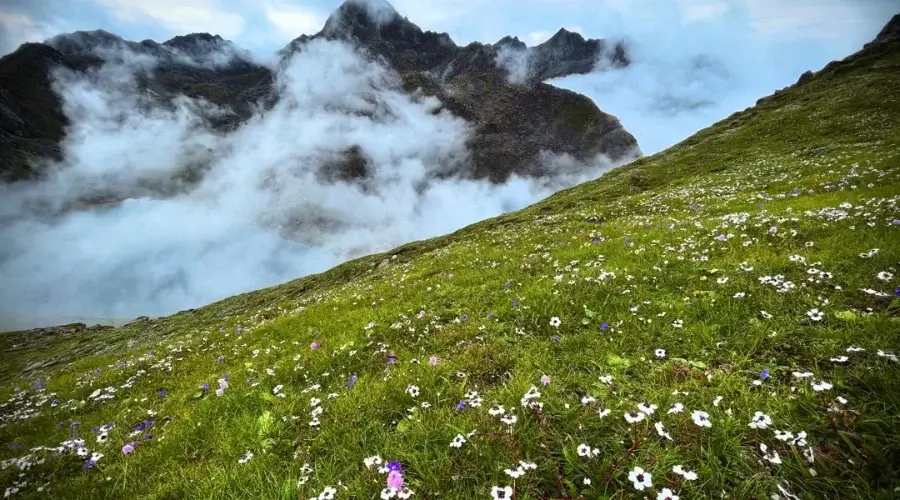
[0,38,622,323]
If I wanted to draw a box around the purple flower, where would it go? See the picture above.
[310,342,321,350]
[768,226,778,234]
[158,390,167,398]
[716,234,727,242]
[600,322,609,331]
[551,335,561,343]
[892,219,900,226]
[455,400,467,411]
[9,443,21,449]
[217,355,224,363]
[51,399,59,407]
[122,443,135,455]
[760,369,770,380]
[387,470,404,489]
[200,384,209,391]
[348,375,358,389]
[540,375,551,386]
[487,313,495,320]
[83,460,96,469]
[511,300,519,308]
[460,314,469,322]
[386,461,404,473]
[144,433,153,440]
[895,287,900,297]
[504,280,512,289]
[387,352,397,365]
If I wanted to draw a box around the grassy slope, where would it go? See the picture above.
[1,38,899,500]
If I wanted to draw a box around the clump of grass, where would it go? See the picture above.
[1,37,900,500]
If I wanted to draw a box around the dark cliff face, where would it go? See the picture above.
[0,0,639,185]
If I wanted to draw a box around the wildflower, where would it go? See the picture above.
[760,368,770,379]
[600,321,609,330]
[667,403,684,414]
[672,319,683,328]
[158,390,167,398]
[488,405,506,416]
[364,455,383,468]
[811,380,833,391]
[310,342,321,350]
[238,451,253,464]
[581,395,596,405]
[654,349,666,358]
[318,486,337,499]
[406,385,420,397]
[877,271,894,281]
[450,434,466,448]
[638,403,657,415]
[348,375,358,389]
[428,356,438,366]
[806,309,824,321]
[504,466,526,478]
[387,352,397,364]
[654,422,672,440]
[658,488,680,500]
[122,443,135,455]
[760,310,773,319]
[691,410,712,428]
[599,375,613,384]
[672,465,697,480]
[549,316,561,327]
[387,470,404,489]
[628,467,653,490]
[455,400,467,411]
[624,411,645,423]
[540,374,551,386]
[551,335,560,343]
[597,408,611,418]
[749,411,772,429]
[490,486,513,499]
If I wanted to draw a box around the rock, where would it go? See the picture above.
[797,70,814,85]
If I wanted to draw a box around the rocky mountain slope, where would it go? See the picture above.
[0,0,637,185]
[0,13,898,500]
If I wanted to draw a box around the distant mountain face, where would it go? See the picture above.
[0,0,638,186]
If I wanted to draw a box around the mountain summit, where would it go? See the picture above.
[0,0,637,185]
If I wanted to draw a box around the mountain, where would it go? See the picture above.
[1,13,898,499]
[0,0,636,185]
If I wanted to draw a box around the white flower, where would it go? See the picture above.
[364,455,383,468]
[624,411,645,423]
[238,451,253,464]
[504,466,525,478]
[774,430,794,442]
[830,356,848,363]
[759,443,781,465]
[549,316,561,327]
[654,349,666,358]
[760,310,773,319]
[672,319,683,328]
[811,380,832,392]
[748,411,772,429]
[691,410,712,428]
[792,371,814,378]
[638,403,657,415]
[628,467,653,490]
[806,309,824,321]
[597,408,611,418]
[406,385,420,397]
[577,444,592,457]
[500,415,518,425]
[877,271,893,281]
[671,465,697,480]
[657,488,680,500]
[318,486,337,500]
[450,434,466,448]
[380,488,396,499]
[599,375,613,384]
[580,395,596,405]
[654,421,672,440]
[490,486,513,500]
[488,405,506,416]
[667,403,684,414]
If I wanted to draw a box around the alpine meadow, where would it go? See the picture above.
[2,6,900,500]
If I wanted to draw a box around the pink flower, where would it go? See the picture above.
[310,342,321,350]
[387,470,404,489]
[540,374,551,386]
[429,356,438,366]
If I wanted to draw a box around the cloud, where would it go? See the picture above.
[0,39,624,321]
[262,0,325,37]
[91,0,246,38]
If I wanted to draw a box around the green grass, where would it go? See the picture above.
[2,39,900,500]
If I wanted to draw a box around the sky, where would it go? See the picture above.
[0,0,896,327]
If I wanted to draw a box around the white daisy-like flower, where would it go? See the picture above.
[490,486,513,500]
[877,271,894,281]
[846,346,865,353]
[96,432,108,443]
[577,444,592,457]
[628,466,653,490]
[654,421,672,440]
[774,430,794,442]
[406,385,420,397]
[318,486,337,500]
[748,411,772,429]
[672,319,683,328]
[716,277,729,284]
[450,434,466,448]
[657,488,680,500]
[549,316,561,327]
[500,415,518,425]
[654,349,666,358]
[238,451,253,464]
[504,466,525,478]
[830,356,848,363]
[806,309,824,321]
[488,405,506,416]
[811,380,833,392]
[760,310,773,319]
[792,371,814,378]
[624,411,645,423]
[667,403,684,414]
[380,488,396,499]
[597,408,611,418]
[759,443,781,465]
[691,410,712,428]
[364,455,383,468]
[638,403,657,415]
[671,465,697,481]
[599,375,614,384]
[580,395,596,405]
